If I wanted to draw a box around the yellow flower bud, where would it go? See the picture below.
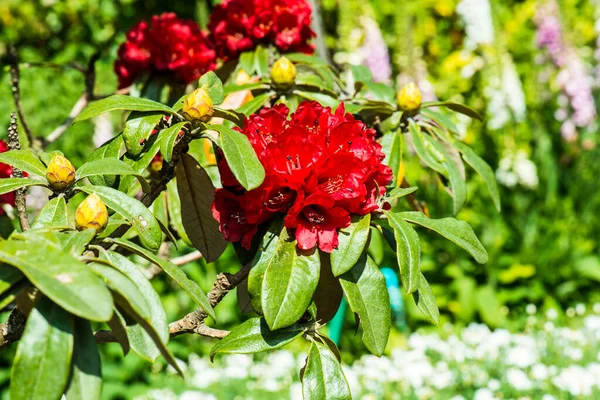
[148,154,163,176]
[396,82,422,112]
[182,87,214,122]
[270,57,297,89]
[46,154,75,191]
[75,193,108,232]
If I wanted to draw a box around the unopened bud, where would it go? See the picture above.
[183,88,213,122]
[148,154,163,176]
[46,154,75,191]
[75,193,108,232]
[396,82,422,112]
[270,57,296,89]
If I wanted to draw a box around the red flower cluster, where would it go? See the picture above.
[114,13,216,89]
[212,101,392,253]
[0,141,16,216]
[208,0,315,60]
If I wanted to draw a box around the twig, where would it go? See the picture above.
[0,308,27,350]
[7,113,30,231]
[8,46,40,152]
[169,263,252,338]
[172,250,203,266]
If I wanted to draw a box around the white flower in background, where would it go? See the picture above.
[487,378,501,391]
[552,366,596,396]
[576,303,587,315]
[546,308,559,320]
[496,150,538,189]
[532,364,550,380]
[526,304,537,315]
[507,368,534,390]
[456,0,494,49]
[484,53,527,130]
[179,392,217,400]
[473,387,496,400]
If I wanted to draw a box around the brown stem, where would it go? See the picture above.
[7,113,30,231]
[0,308,27,350]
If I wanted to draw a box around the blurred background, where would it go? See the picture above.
[1,0,600,398]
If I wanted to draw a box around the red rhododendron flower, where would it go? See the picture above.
[211,101,393,253]
[207,0,316,60]
[114,13,216,88]
[0,140,17,216]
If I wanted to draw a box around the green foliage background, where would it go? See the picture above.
[1,0,600,398]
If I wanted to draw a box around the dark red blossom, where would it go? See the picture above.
[0,141,16,216]
[207,0,315,60]
[212,101,392,253]
[114,13,216,89]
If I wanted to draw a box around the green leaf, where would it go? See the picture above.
[106,311,130,356]
[79,186,162,251]
[412,273,439,325]
[73,95,175,123]
[118,135,162,192]
[213,107,245,127]
[384,211,421,293]
[254,46,270,77]
[65,318,102,400]
[421,101,482,121]
[159,122,188,163]
[0,178,45,195]
[175,153,227,262]
[89,262,150,317]
[0,280,29,309]
[198,71,224,105]
[262,236,321,330]
[108,238,216,321]
[331,214,371,276]
[408,120,445,175]
[31,195,69,229]
[0,150,47,179]
[122,113,163,157]
[426,137,466,215]
[209,124,266,191]
[85,135,123,187]
[386,130,402,188]
[386,186,418,202]
[210,317,305,361]
[59,229,96,256]
[476,285,506,328]
[312,253,343,324]
[236,92,273,116]
[76,158,150,193]
[10,296,74,400]
[0,238,113,321]
[0,266,25,296]
[285,53,329,66]
[454,141,501,211]
[166,180,192,246]
[302,341,351,400]
[400,211,488,263]
[247,221,284,315]
[101,251,169,360]
[238,51,255,74]
[351,64,373,92]
[339,254,390,356]
[293,90,340,109]
[223,82,270,96]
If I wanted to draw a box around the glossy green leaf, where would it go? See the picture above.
[65,318,102,400]
[0,280,29,309]
[400,211,488,263]
[247,222,284,315]
[210,317,305,361]
[293,90,340,108]
[254,45,270,77]
[454,141,501,211]
[0,178,44,195]
[198,71,224,105]
[118,135,161,192]
[331,214,371,276]
[0,266,25,296]
[59,229,96,256]
[31,195,69,229]
[408,120,445,175]
[412,273,440,325]
[426,136,466,215]
[262,237,321,330]
[339,254,390,356]
[74,95,175,123]
[159,122,188,163]
[213,107,245,127]
[236,92,273,116]
[106,311,130,356]
[175,153,226,261]
[0,238,113,321]
[79,186,162,251]
[122,113,163,156]
[385,211,421,293]
[386,130,402,187]
[421,101,482,121]
[85,135,123,187]
[10,296,74,400]
[209,124,266,191]
[76,158,150,193]
[312,253,343,323]
[302,341,351,400]
[166,180,192,246]
[108,238,215,321]
[0,150,47,179]
[386,186,418,202]
[285,53,329,65]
